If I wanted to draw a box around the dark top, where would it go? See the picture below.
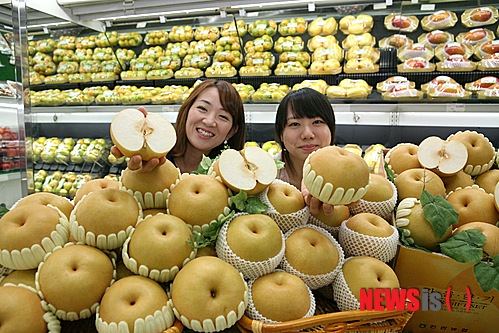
[166,152,176,166]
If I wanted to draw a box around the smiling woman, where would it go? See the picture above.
[274,87,336,190]
[111,79,246,174]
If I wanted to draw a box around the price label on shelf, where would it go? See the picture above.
[447,103,466,112]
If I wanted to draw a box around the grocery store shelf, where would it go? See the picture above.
[30,103,499,127]
[0,171,20,182]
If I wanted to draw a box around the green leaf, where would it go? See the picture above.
[191,155,214,175]
[494,255,499,267]
[187,211,235,249]
[231,191,247,211]
[245,197,268,214]
[420,190,459,238]
[275,159,285,170]
[439,229,486,263]
[384,161,395,183]
[473,262,499,293]
[0,206,8,219]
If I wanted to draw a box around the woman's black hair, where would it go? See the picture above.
[275,87,336,174]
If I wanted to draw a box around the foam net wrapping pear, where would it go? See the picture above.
[215,212,286,280]
[307,214,349,239]
[332,258,362,311]
[338,221,399,262]
[244,269,316,323]
[349,181,398,218]
[280,224,345,290]
[257,179,310,233]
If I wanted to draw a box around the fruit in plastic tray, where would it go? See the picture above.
[309,59,341,73]
[239,65,271,76]
[216,36,241,52]
[107,151,126,165]
[312,46,344,62]
[345,46,378,61]
[279,52,310,68]
[169,26,194,42]
[340,15,374,34]
[293,79,329,94]
[68,73,91,83]
[183,52,211,69]
[115,85,139,95]
[91,72,119,81]
[28,41,36,55]
[244,35,273,53]
[120,70,147,80]
[121,91,153,104]
[252,83,289,102]
[248,20,277,37]
[206,62,237,76]
[70,138,91,164]
[221,20,247,37]
[130,58,154,72]
[147,69,174,79]
[83,86,110,97]
[213,51,242,67]
[116,48,136,64]
[384,14,418,32]
[39,90,66,104]
[232,83,255,100]
[139,46,164,61]
[76,35,97,49]
[308,35,338,52]
[79,60,101,73]
[53,49,74,62]
[279,18,308,36]
[101,60,122,74]
[92,47,117,61]
[275,61,307,73]
[29,72,45,85]
[57,36,76,49]
[74,48,93,61]
[343,33,375,49]
[175,67,204,78]
[274,36,304,53]
[36,39,57,53]
[382,34,410,48]
[195,26,220,41]
[188,40,215,55]
[308,17,337,36]
[245,51,274,67]
[95,90,121,104]
[33,60,57,76]
[151,90,182,104]
[40,137,61,163]
[54,137,76,164]
[345,58,376,70]
[83,138,108,163]
[404,57,430,69]
[118,32,143,47]
[57,61,79,74]
[155,55,181,71]
[44,74,69,84]
[32,52,52,64]
[144,30,169,45]
[96,31,118,47]
[165,42,189,58]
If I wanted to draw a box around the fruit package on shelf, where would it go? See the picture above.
[0,127,23,173]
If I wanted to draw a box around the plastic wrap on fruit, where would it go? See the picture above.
[213,50,242,67]
[465,76,499,91]
[344,58,376,71]
[36,39,57,53]
[475,40,499,59]
[279,52,310,68]
[274,36,304,53]
[388,83,419,98]
[456,28,495,46]
[312,45,344,62]
[342,33,375,49]
[308,17,337,36]
[339,15,373,34]
[461,7,498,28]
[174,67,203,78]
[248,20,277,37]
[345,46,379,63]
[428,83,470,98]
[397,43,434,62]
[480,83,499,97]
[419,30,454,49]
[53,48,75,62]
[76,35,96,49]
[377,76,412,92]
[279,17,308,36]
[118,32,143,47]
[194,26,220,42]
[421,10,458,31]
[144,30,169,45]
[422,76,458,92]
[479,53,499,69]
[96,31,118,47]
[439,55,475,70]
[307,35,337,52]
[188,40,215,55]
[384,14,419,33]
[309,59,341,74]
[379,34,412,49]
[435,42,473,61]
[244,35,274,53]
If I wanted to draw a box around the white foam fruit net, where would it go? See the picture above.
[215,212,286,280]
[257,179,310,233]
[245,269,316,323]
[307,214,347,239]
[338,221,399,263]
[280,224,345,290]
[332,257,361,311]
[349,180,398,218]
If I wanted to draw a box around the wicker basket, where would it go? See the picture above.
[236,294,413,333]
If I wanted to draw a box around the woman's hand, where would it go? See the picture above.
[301,180,334,216]
[110,106,167,173]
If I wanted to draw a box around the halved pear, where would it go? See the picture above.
[110,108,176,161]
[218,146,277,195]
[418,136,468,177]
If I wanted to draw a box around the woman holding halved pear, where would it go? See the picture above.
[111,79,246,174]
[273,87,337,215]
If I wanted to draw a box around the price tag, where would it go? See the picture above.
[447,103,465,112]
[162,105,174,111]
[136,22,147,28]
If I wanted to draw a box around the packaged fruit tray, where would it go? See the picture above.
[237,295,413,333]
[239,66,272,77]
[279,17,308,36]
